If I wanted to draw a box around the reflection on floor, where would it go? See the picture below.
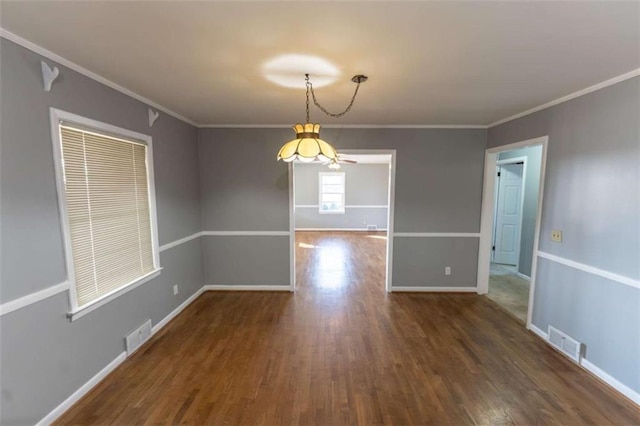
[487,262,530,323]
[295,230,387,292]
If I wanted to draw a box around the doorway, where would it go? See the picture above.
[478,137,548,328]
[289,150,396,294]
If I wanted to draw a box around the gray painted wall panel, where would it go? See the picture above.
[498,145,542,277]
[489,77,640,279]
[203,236,290,285]
[199,127,486,288]
[198,128,290,232]
[533,258,639,393]
[295,207,388,230]
[489,77,640,397]
[392,237,479,287]
[0,239,204,425]
[294,163,389,229]
[0,39,203,423]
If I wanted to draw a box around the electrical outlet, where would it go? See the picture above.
[173,284,179,295]
[551,230,563,242]
[445,266,451,275]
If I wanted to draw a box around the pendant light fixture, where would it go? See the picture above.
[277,74,367,163]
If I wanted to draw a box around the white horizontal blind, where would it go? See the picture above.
[59,125,155,308]
[319,172,345,213]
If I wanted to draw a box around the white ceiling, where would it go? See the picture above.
[1,1,638,126]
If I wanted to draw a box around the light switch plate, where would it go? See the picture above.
[551,230,563,242]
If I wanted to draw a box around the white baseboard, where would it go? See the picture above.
[581,359,640,406]
[528,323,640,407]
[151,287,205,335]
[391,286,477,293]
[37,284,207,425]
[36,351,127,426]
[517,272,531,281]
[295,228,387,232]
[204,285,292,291]
[529,323,548,339]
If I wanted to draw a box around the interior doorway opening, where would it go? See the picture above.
[478,137,548,328]
[289,150,396,294]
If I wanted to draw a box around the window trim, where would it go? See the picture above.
[318,172,346,214]
[49,108,162,321]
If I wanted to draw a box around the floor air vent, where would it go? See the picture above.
[548,325,582,363]
[125,319,152,355]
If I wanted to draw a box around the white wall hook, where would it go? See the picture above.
[148,108,160,127]
[41,61,60,92]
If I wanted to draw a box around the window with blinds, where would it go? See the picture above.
[58,124,157,309]
[319,172,345,214]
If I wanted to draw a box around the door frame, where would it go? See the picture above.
[289,149,397,293]
[477,136,548,330]
[492,156,527,269]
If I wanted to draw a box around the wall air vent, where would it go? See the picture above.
[125,319,152,356]
[367,224,378,231]
[548,325,583,363]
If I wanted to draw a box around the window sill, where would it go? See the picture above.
[67,268,163,321]
[318,211,346,215]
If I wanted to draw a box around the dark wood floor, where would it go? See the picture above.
[57,231,640,425]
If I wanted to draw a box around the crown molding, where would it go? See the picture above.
[3,27,637,131]
[488,68,640,128]
[0,28,197,127]
[199,124,488,129]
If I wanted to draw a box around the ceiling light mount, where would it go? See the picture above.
[277,73,368,163]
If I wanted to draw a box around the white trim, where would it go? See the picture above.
[529,323,548,340]
[204,285,291,291]
[159,232,203,252]
[492,156,527,269]
[528,323,640,406]
[0,228,203,317]
[489,69,640,127]
[391,286,477,292]
[0,282,69,316]
[199,124,488,129]
[50,108,163,319]
[0,29,196,127]
[394,232,480,238]
[516,272,531,281]
[477,135,549,333]
[36,351,128,426]
[69,268,163,321]
[37,283,207,425]
[295,204,388,209]
[151,287,206,335]
[295,228,388,232]
[537,251,640,290]
[202,231,290,236]
[289,163,296,292]
[581,359,640,406]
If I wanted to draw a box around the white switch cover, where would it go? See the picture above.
[445,267,451,275]
[173,284,179,295]
[551,230,563,242]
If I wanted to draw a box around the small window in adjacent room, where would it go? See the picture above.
[51,109,161,318]
[319,172,345,214]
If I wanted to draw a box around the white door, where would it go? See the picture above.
[492,162,524,265]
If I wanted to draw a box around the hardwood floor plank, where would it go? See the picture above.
[55,231,640,425]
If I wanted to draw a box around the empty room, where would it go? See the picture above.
[1,1,639,425]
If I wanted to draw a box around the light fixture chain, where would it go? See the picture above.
[309,80,361,118]
[305,74,311,123]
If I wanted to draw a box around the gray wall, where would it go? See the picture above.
[294,163,389,230]
[0,38,204,424]
[498,145,543,277]
[488,76,640,393]
[199,127,486,288]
